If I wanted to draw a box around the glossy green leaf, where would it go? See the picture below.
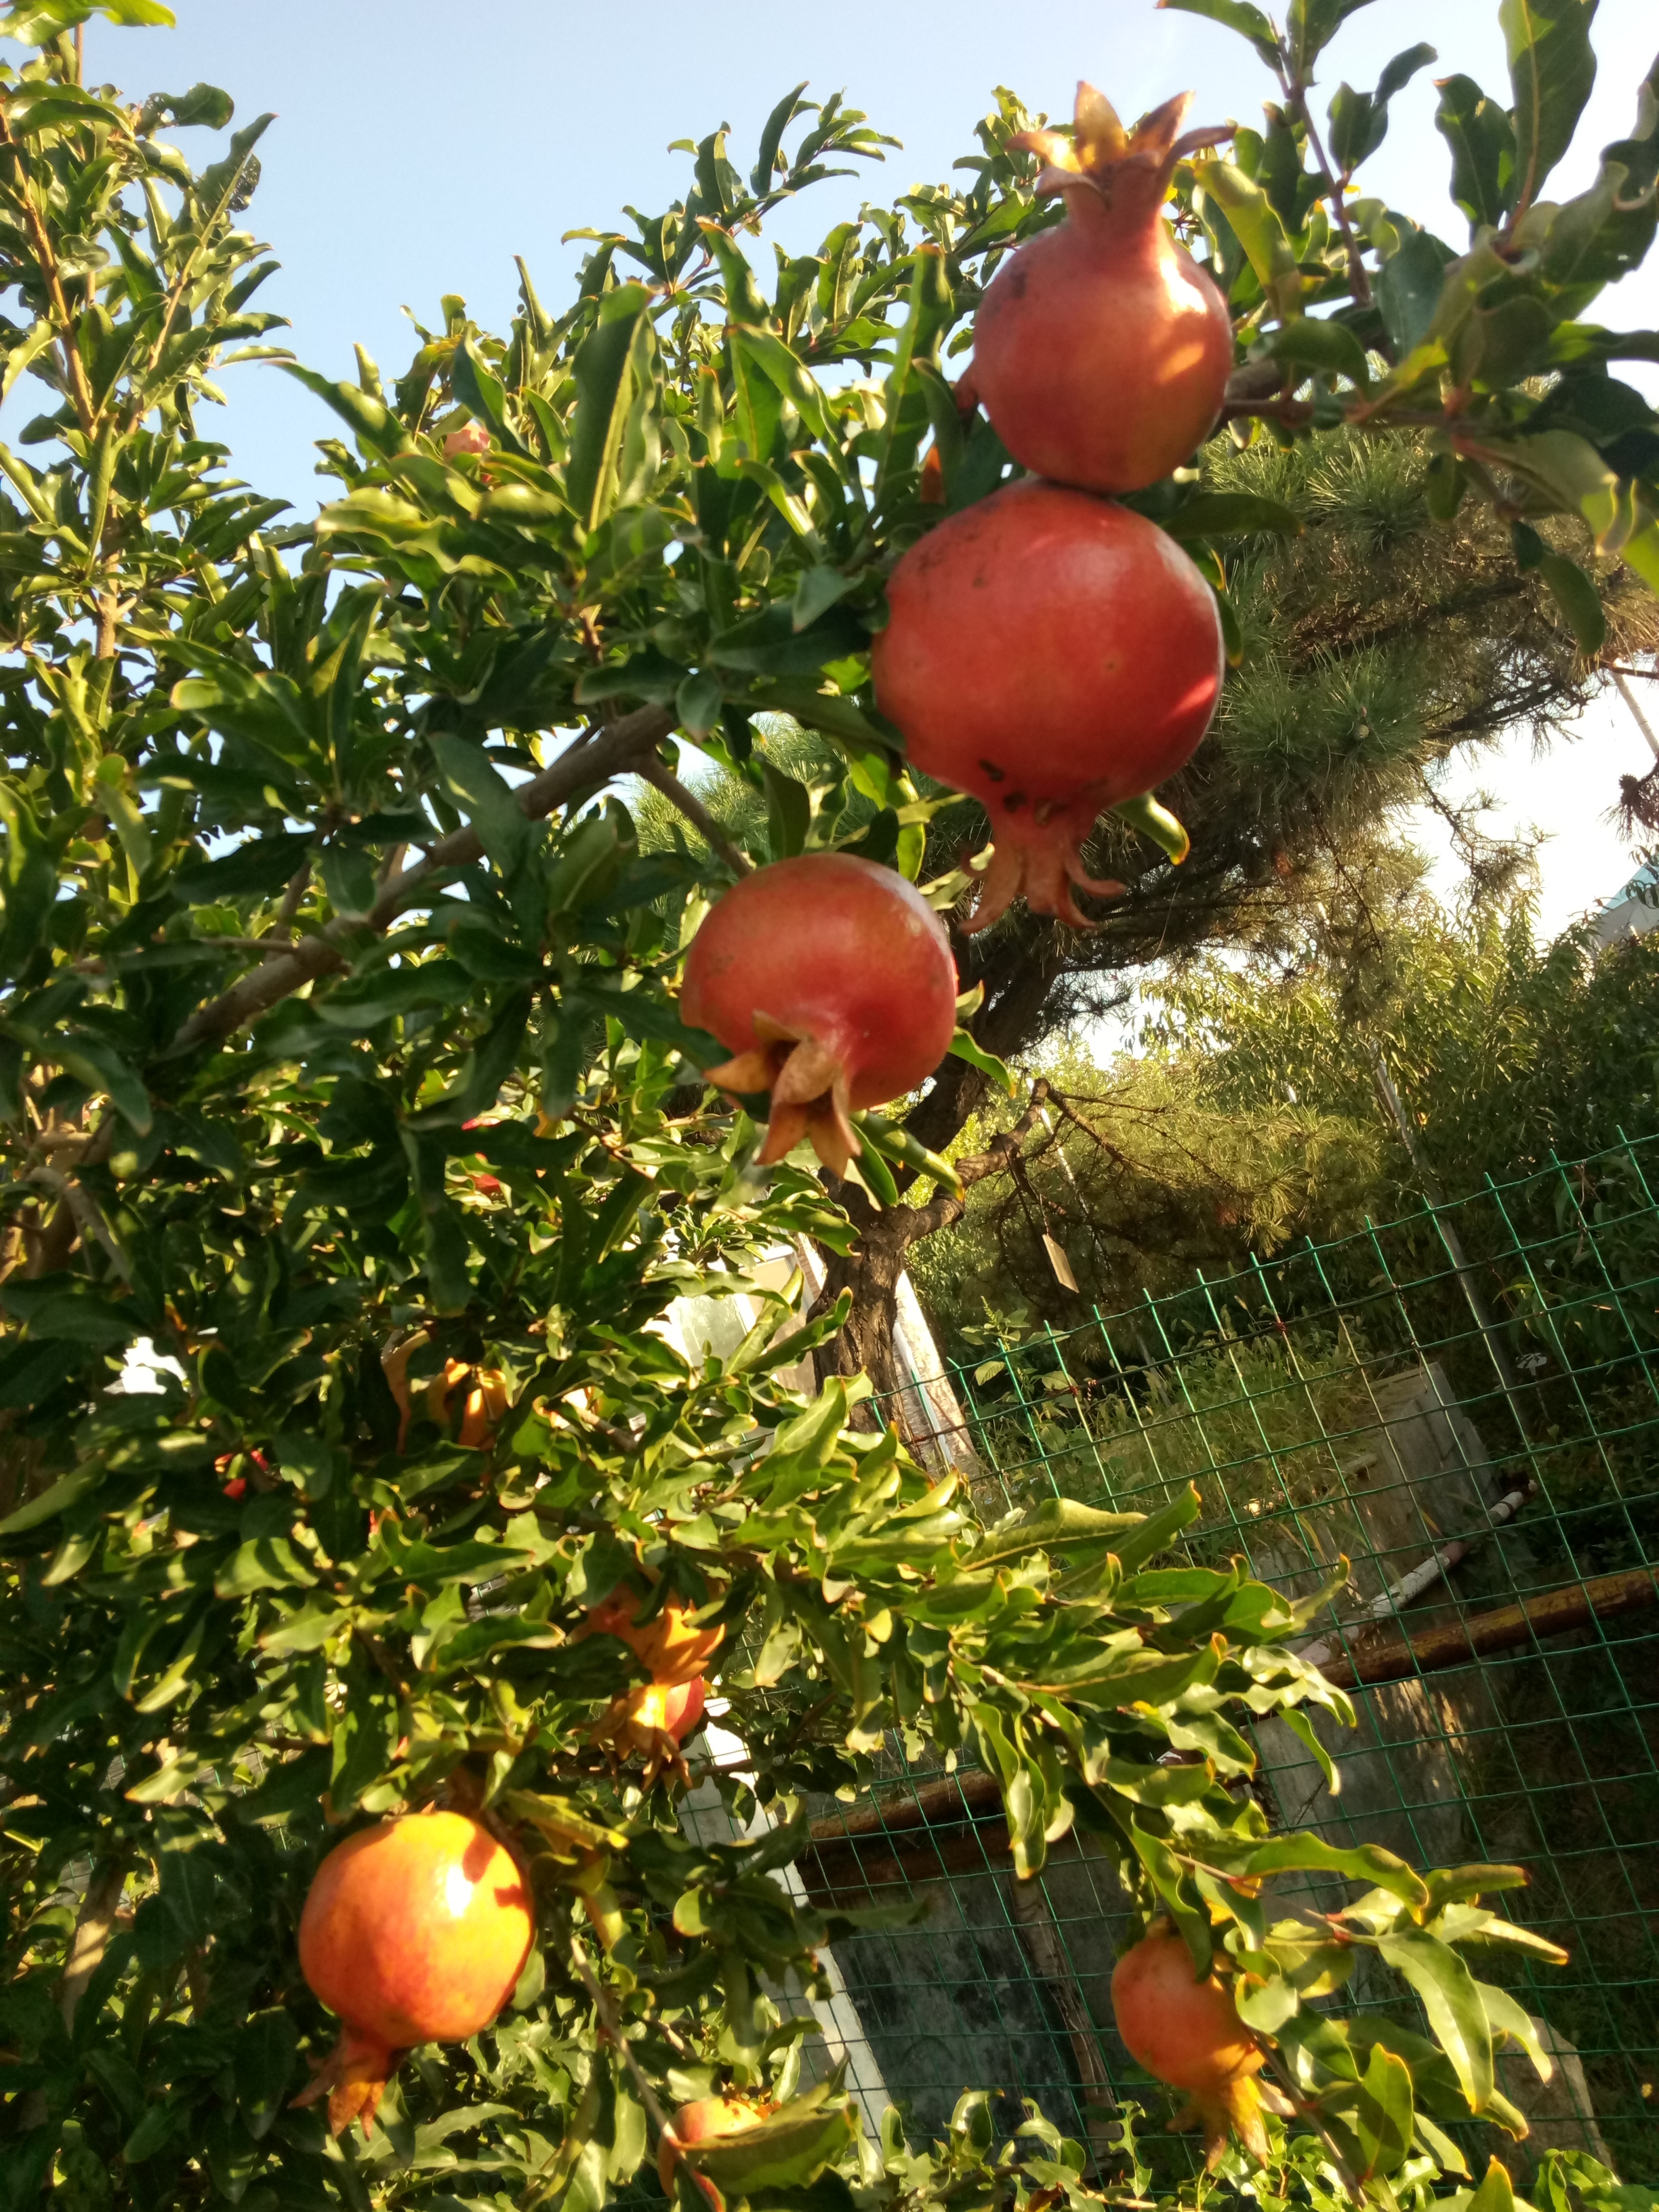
[1157,0,1281,68]
[1502,0,1599,217]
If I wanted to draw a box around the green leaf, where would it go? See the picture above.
[1111,792,1193,865]
[1374,229,1456,356]
[855,1113,963,1199]
[682,2089,858,2197]
[1156,0,1281,68]
[54,1029,151,1134]
[1113,1484,1205,1572]
[968,1496,1149,1569]
[1536,548,1607,651]
[0,1279,135,1346]
[1278,1705,1339,1793]
[1466,2158,1519,2212]
[0,1463,100,1536]
[761,760,811,861]
[428,735,533,876]
[281,363,411,457]
[1375,1926,1494,2110]
[1167,490,1305,539]
[1193,159,1304,321]
[945,1026,1016,1098]
[5,0,173,39]
[565,283,652,534]
[1287,0,1377,77]
[1435,75,1519,232]
[1501,0,1599,218]
[676,669,723,738]
[1267,317,1374,392]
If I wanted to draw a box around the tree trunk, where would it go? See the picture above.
[811,1084,1052,1406]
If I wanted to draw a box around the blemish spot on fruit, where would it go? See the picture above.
[979,759,1006,783]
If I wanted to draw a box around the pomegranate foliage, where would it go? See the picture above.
[0,5,1652,2212]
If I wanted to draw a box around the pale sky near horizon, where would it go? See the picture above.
[16,0,1659,932]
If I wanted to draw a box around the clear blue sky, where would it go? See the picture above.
[19,0,1659,922]
[57,0,1658,513]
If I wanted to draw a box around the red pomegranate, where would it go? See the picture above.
[874,480,1223,932]
[1111,1920,1267,2168]
[971,87,1233,493]
[294,1811,533,2136]
[583,1584,724,1686]
[680,854,958,1177]
[659,2095,769,2206]
[443,419,491,459]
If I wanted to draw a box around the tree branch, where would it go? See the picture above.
[58,1852,127,2032]
[0,107,98,436]
[165,703,676,1054]
[635,758,753,877]
[565,1927,675,2144]
[25,1162,127,1281]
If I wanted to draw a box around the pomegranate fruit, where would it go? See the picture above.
[680,853,958,1177]
[1111,1920,1267,2168]
[659,2095,768,2207]
[972,87,1233,493]
[582,1584,724,1686]
[874,480,1223,932]
[443,419,491,459]
[294,1811,533,2136]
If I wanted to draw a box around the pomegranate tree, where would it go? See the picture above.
[294,1812,533,2135]
[1111,1920,1267,2168]
[970,87,1233,493]
[680,853,958,1176]
[874,480,1223,930]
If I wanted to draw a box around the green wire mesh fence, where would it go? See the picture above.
[771,1127,1659,2186]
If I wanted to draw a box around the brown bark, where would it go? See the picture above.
[168,704,675,1054]
[809,1082,1051,1403]
[58,1853,127,2032]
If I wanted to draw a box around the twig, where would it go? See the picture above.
[565,1926,676,2144]
[269,858,313,939]
[0,107,99,435]
[166,703,675,1054]
[1280,72,1373,314]
[635,758,753,877]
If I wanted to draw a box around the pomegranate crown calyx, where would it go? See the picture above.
[1012,85,1233,202]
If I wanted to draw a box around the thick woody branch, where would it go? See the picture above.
[167,705,676,1054]
[906,1078,1052,1241]
[25,1162,127,1281]
[58,1853,127,2031]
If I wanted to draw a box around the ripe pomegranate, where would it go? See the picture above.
[583,1584,724,1686]
[1111,1920,1267,2168]
[659,2095,768,2207]
[972,87,1233,493]
[874,480,1223,932]
[294,1811,533,2136]
[680,854,958,1177]
[443,419,492,459]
